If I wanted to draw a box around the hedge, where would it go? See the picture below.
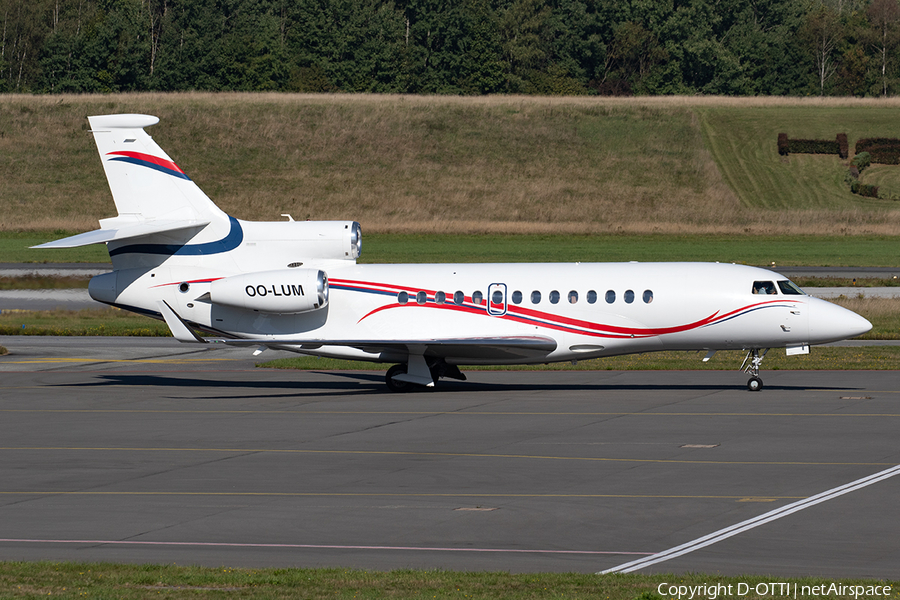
[778,133,847,157]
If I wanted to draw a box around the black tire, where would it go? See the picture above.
[385,364,411,393]
[747,376,763,392]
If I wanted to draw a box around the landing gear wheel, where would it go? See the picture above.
[385,364,411,393]
[741,348,768,392]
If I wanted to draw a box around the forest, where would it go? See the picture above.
[3,0,900,96]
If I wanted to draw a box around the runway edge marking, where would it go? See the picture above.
[599,463,900,574]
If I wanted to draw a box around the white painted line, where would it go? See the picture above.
[600,464,900,574]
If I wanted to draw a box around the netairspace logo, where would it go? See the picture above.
[657,582,893,600]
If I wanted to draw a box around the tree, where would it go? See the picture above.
[1,0,55,92]
[803,4,842,95]
[599,21,665,94]
[498,0,552,93]
[866,0,900,96]
[400,0,503,94]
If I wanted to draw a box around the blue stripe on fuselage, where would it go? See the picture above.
[109,216,243,257]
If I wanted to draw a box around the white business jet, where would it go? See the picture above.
[36,114,872,392]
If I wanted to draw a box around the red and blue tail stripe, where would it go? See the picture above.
[106,151,191,181]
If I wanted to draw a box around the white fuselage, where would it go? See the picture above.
[92,259,870,365]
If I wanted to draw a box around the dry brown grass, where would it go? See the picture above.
[3,93,900,235]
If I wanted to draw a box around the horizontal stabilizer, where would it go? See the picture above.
[32,219,209,249]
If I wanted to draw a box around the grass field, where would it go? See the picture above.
[0,308,169,336]
[700,105,900,212]
[0,562,894,600]
[9,231,900,267]
[3,94,900,236]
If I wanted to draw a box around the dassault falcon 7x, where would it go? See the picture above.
[37,114,872,392]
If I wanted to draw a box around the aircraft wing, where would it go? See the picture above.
[32,219,209,249]
[154,300,556,359]
[213,335,558,361]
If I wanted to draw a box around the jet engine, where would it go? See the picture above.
[209,268,328,314]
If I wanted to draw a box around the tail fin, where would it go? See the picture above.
[34,114,231,250]
[88,114,227,224]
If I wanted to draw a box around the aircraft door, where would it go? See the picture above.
[487,283,507,316]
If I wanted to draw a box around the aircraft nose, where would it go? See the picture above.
[808,297,872,344]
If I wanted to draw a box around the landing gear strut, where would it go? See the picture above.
[384,359,467,392]
[741,348,769,392]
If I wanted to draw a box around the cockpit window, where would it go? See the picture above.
[752,281,777,295]
[777,280,805,295]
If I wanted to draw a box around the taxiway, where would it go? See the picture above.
[0,337,898,576]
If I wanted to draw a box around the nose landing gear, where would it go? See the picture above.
[741,348,768,392]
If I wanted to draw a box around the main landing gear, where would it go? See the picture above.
[741,348,769,392]
[384,359,466,392]
[385,364,413,393]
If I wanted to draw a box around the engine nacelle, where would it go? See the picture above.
[209,269,328,314]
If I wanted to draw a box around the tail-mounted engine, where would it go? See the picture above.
[239,220,361,264]
[209,268,328,314]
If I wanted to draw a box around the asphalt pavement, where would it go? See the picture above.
[0,337,898,577]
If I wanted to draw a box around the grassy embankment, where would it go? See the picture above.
[0,562,895,600]
[3,93,900,235]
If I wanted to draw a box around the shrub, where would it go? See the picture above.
[867,146,900,164]
[787,138,839,154]
[777,133,789,155]
[837,133,848,159]
[856,137,900,152]
[851,151,871,171]
[856,138,900,164]
[858,183,880,198]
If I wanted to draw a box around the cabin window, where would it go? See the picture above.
[512,290,523,304]
[752,281,777,295]
[454,291,464,305]
[472,290,484,305]
[624,289,635,304]
[398,291,409,304]
[531,290,541,304]
[605,290,616,303]
[778,280,805,295]
[643,290,654,303]
[416,291,427,305]
[587,290,597,304]
[435,291,446,304]
[568,290,578,304]
[549,290,560,304]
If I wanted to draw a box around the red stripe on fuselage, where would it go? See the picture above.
[331,278,801,339]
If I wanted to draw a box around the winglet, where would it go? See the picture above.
[157,300,206,343]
